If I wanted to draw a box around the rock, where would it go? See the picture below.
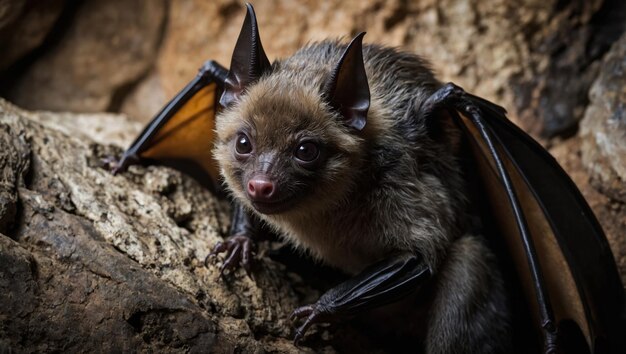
[507,0,625,137]
[580,32,626,204]
[25,108,144,149]
[0,121,30,233]
[0,0,27,32]
[550,137,626,288]
[575,32,626,285]
[0,227,217,353]
[6,0,166,113]
[0,99,307,353]
[119,70,168,123]
[0,0,65,70]
[1,0,623,138]
[119,0,625,138]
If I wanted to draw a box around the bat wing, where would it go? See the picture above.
[439,85,626,353]
[113,60,228,190]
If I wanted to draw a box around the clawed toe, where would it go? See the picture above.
[290,304,328,345]
[206,235,256,277]
[290,305,314,322]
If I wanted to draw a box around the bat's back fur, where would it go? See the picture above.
[215,40,511,353]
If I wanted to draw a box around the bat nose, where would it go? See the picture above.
[247,176,276,201]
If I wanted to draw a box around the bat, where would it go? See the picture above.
[110,4,626,353]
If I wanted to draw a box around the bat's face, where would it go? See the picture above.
[214,77,364,217]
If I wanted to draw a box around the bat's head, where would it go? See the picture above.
[214,5,371,217]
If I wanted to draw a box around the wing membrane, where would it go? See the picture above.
[115,61,228,189]
[454,101,626,353]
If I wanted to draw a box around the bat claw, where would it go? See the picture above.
[101,156,120,173]
[290,304,328,344]
[207,235,256,277]
[103,153,140,175]
[293,330,304,347]
[292,314,317,345]
[290,305,314,322]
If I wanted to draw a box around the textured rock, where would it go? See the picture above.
[0,0,27,32]
[0,121,30,233]
[0,0,65,70]
[6,0,166,112]
[580,32,626,204]
[575,32,626,285]
[0,99,309,353]
[118,0,625,138]
[1,0,623,138]
[119,70,169,123]
[506,0,625,137]
[550,137,626,288]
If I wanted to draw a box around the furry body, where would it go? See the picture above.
[214,40,510,352]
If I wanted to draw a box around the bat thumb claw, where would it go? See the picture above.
[293,332,303,347]
[100,156,120,174]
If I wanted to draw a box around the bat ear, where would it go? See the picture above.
[324,32,370,131]
[220,3,272,107]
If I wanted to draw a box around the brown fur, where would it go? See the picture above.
[214,39,510,352]
[215,41,460,270]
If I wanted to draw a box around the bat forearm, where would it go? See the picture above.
[320,253,430,313]
[291,252,431,343]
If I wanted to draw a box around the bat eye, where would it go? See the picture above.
[294,142,320,163]
[235,133,252,155]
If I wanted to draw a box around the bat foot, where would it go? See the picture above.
[290,303,332,345]
[206,235,256,277]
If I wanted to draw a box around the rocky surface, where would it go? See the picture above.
[577,32,626,283]
[550,136,626,287]
[116,0,625,138]
[3,0,166,113]
[2,0,624,136]
[0,0,65,70]
[0,99,309,353]
[580,32,626,204]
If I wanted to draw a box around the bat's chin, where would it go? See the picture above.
[250,199,293,215]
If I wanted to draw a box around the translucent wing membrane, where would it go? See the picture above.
[451,91,626,353]
[114,61,228,190]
